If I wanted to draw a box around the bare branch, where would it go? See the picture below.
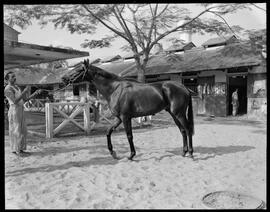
[81,4,130,44]
[128,6,146,50]
[113,5,138,53]
[149,5,219,50]
[250,3,266,12]
[207,10,240,39]
[115,5,134,39]
[149,4,154,16]
[147,4,159,47]
[156,4,169,18]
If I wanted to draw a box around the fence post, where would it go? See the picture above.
[83,103,91,134]
[45,103,53,138]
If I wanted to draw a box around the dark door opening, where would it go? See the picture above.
[73,84,80,96]
[227,75,247,115]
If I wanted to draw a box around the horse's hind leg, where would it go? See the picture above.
[106,116,122,159]
[175,113,193,158]
[167,110,188,157]
[122,116,136,160]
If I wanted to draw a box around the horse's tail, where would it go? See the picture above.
[187,93,195,135]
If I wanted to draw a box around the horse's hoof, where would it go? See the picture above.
[110,151,118,159]
[186,154,194,159]
[128,152,136,160]
[182,152,187,157]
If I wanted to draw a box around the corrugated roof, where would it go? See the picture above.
[4,40,89,69]
[4,67,70,85]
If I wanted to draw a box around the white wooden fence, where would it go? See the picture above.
[24,99,48,112]
[31,100,151,138]
[45,102,94,138]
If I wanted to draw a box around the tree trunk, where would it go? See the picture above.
[134,56,146,83]
[137,66,146,83]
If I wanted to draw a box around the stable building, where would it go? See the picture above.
[101,39,266,118]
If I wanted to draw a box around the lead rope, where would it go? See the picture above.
[33,63,87,95]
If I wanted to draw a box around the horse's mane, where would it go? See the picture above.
[89,65,141,83]
[90,65,121,80]
[120,77,140,83]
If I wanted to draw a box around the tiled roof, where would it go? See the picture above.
[101,55,122,63]
[165,42,196,52]
[6,42,263,85]
[202,35,237,47]
[121,42,262,77]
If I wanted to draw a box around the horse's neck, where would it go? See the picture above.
[93,79,120,101]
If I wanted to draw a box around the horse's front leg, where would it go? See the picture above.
[122,116,136,160]
[106,116,122,159]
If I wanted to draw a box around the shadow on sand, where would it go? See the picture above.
[127,145,255,163]
[6,144,256,177]
[5,143,132,177]
[5,155,119,177]
[166,145,255,161]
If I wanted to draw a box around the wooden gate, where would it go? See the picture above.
[45,102,94,138]
[24,99,48,112]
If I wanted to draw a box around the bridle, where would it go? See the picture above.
[33,63,89,95]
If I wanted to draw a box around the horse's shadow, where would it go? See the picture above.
[6,145,256,177]
[166,145,255,161]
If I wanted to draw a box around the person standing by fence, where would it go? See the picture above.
[232,89,239,116]
[4,71,41,156]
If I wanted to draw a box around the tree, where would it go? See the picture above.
[4,4,256,82]
[245,28,266,55]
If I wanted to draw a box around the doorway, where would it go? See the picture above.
[227,75,247,115]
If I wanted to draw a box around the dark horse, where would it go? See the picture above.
[62,59,194,160]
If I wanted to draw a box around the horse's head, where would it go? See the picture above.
[62,58,120,86]
[61,59,94,85]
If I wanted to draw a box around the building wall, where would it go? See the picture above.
[247,72,267,118]
[154,68,266,117]
[169,73,182,81]
[199,70,226,82]
[196,67,267,117]
[52,83,91,101]
[195,70,227,116]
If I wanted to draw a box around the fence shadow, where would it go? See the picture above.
[5,156,119,177]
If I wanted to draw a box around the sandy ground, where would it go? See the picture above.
[5,115,266,209]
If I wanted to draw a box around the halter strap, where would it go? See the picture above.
[32,63,87,95]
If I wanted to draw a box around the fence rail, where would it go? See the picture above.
[24,99,48,112]
[45,102,94,138]
[23,98,116,138]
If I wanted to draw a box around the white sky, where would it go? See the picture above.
[10,3,266,65]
